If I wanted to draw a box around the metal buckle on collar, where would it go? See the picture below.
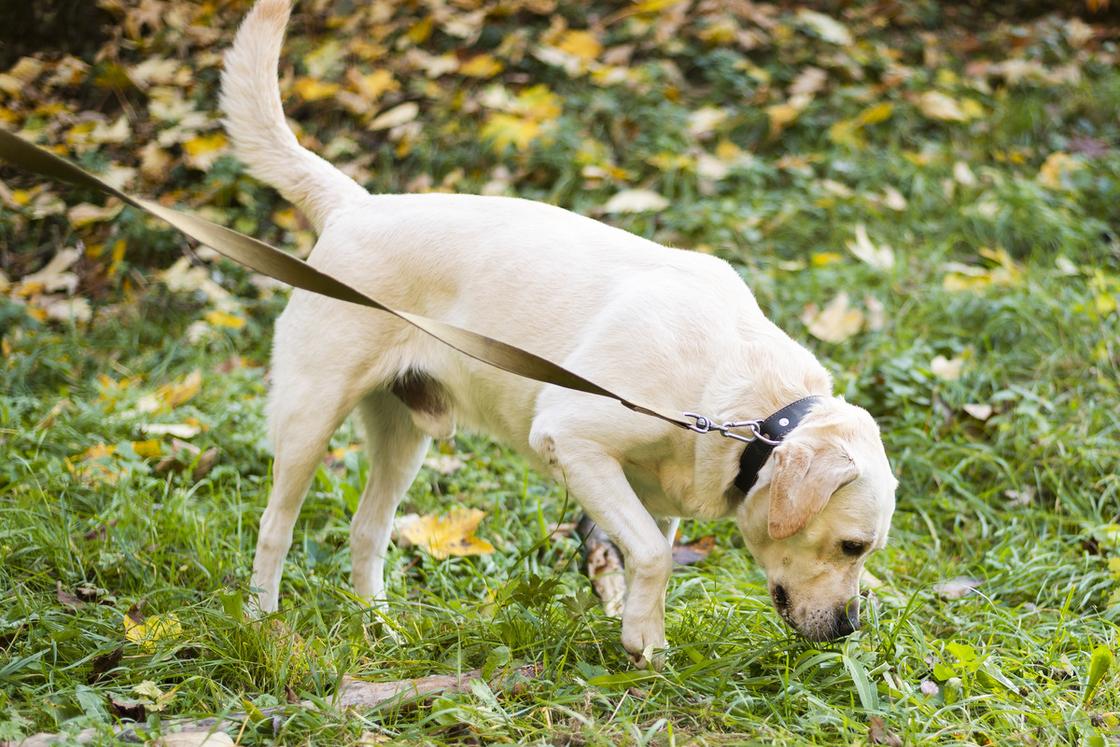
[682,413,782,446]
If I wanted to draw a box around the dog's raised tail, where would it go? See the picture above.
[220,0,367,231]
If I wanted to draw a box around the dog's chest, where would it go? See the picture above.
[622,458,694,518]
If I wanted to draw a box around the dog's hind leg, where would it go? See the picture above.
[350,389,430,606]
[251,373,359,613]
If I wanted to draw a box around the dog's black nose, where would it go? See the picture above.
[772,584,789,609]
[834,601,860,637]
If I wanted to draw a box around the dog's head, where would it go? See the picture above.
[734,398,896,641]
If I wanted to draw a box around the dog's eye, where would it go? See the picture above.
[840,540,867,557]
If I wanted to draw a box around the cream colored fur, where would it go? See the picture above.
[221,0,898,664]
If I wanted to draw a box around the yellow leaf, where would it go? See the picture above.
[349,69,398,101]
[79,443,117,461]
[406,17,433,44]
[204,310,246,329]
[397,508,495,559]
[766,103,801,136]
[916,91,967,122]
[515,85,562,121]
[856,102,894,126]
[1038,152,1082,189]
[459,54,504,79]
[828,119,865,149]
[481,113,541,152]
[811,252,843,267]
[801,292,864,343]
[293,77,340,102]
[131,439,162,459]
[155,371,201,412]
[556,30,602,62]
[182,132,228,170]
[123,613,182,651]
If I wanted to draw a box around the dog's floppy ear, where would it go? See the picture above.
[768,440,859,539]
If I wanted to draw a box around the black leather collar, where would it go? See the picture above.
[733,396,825,495]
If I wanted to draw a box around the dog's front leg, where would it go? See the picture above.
[532,432,671,668]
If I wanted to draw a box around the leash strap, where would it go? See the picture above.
[733,396,824,494]
[0,129,692,428]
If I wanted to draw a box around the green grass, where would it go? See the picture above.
[2,1,1120,744]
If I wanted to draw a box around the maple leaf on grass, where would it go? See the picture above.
[396,508,495,559]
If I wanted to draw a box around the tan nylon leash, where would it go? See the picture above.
[0,129,694,429]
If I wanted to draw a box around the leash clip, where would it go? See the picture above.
[682,413,782,446]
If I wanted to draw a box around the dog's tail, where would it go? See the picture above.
[220,0,367,232]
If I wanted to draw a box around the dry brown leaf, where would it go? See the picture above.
[672,535,716,565]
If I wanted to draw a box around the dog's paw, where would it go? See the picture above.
[621,617,667,670]
[629,643,667,671]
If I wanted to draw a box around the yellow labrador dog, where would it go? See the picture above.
[222,0,898,664]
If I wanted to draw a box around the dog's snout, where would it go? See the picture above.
[772,584,789,609]
[833,600,860,638]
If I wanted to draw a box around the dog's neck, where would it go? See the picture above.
[690,335,833,517]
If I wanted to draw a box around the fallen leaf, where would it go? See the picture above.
[953,161,978,187]
[1005,487,1034,508]
[132,680,176,712]
[931,355,964,381]
[672,535,715,565]
[459,54,503,78]
[796,9,852,45]
[481,112,541,151]
[203,310,246,329]
[68,201,123,228]
[882,186,908,211]
[369,102,419,131]
[15,247,81,295]
[555,30,602,62]
[963,403,993,420]
[124,612,182,651]
[182,132,229,170]
[109,694,147,722]
[934,576,982,599]
[131,439,163,458]
[846,224,895,270]
[869,717,902,746]
[802,293,864,343]
[578,516,625,618]
[865,296,886,331]
[57,581,85,610]
[141,423,202,439]
[916,91,969,122]
[602,188,669,213]
[424,453,465,475]
[396,508,495,559]
[138,370,202,413]
[1038,152,1082,190]
[192,447,220,481]
[686,106,727,140]
[789,66,827,97]
[811,251,843,267]
[293,77,341,102]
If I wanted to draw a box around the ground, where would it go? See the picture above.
[1,1,1119,744]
